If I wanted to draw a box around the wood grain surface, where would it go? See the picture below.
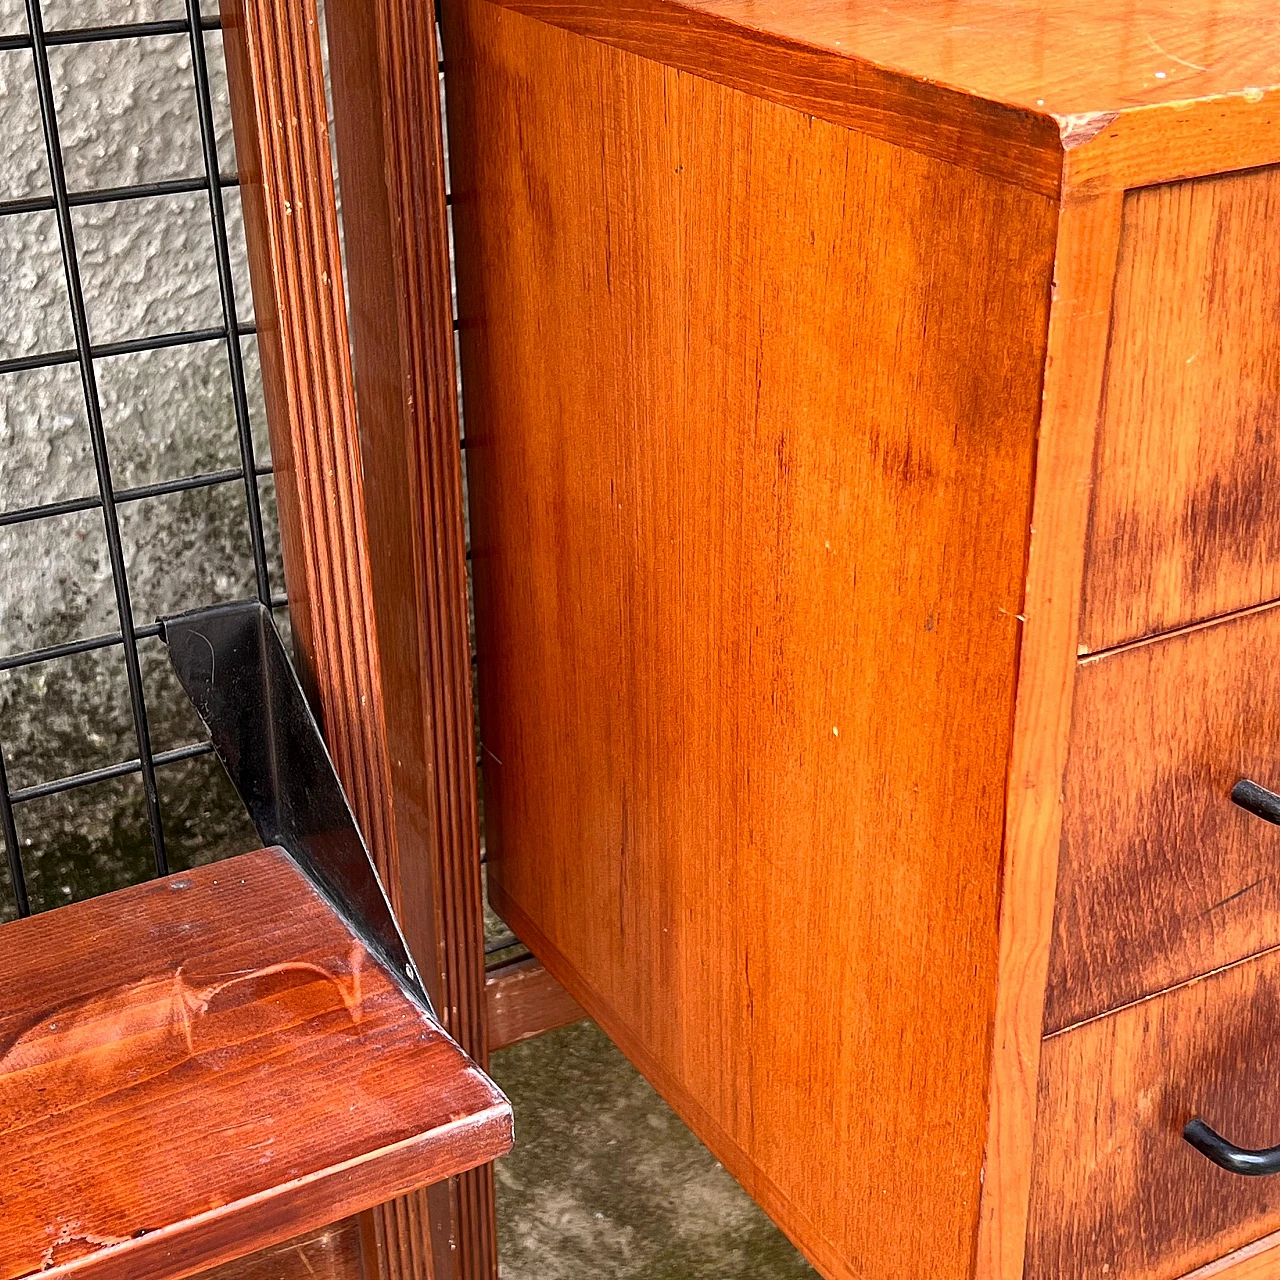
[198,1220,363,1280]
[323,0,496,1273]
[221,1,472,1276]
[1028,946,1280,1280]
[650,0,1280,116]
[1182,1226,1280,1280]
[0,849,512,1280]
[444,4,1058,1275]
[1080,165,1280,654]
[973,188,1126,1280]
[486,0,1280,200]
[1047,602,1280,1033]
[486,957,587,1053]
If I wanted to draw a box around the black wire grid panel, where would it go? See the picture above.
[0,1,284,920]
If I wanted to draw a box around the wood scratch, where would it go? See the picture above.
[0,943,366,1080]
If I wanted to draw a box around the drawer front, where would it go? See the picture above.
[1078,163,1280,655]
[1046,602,1280,1033]
[1027,948,1280,1280]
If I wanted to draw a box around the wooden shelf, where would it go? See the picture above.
[0,846,512,1280]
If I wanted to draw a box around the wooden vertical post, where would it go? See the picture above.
[221,0,496,1277]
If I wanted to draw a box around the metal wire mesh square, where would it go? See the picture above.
[0,0,280,920]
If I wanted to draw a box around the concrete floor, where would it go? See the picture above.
[490,1020,817,1280]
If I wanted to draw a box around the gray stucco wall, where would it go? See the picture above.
[0,0,277,918]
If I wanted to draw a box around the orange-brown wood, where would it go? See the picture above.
[482,0,1280,200]
[1047,601,1280,1032]
[1027,947,1280,1280]
[973,186,1126,1280]
[1078,165,1280,655]
[1181,1227,1280,1280]
[322,1,495,1274]
[441,1,1280,1277]
[444,3,1058,1274]
[198,1220,363,1280]
[220,1,476,1276]
[486,957,587,1053]
[0,848,512,1280]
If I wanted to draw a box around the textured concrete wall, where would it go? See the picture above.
[0,0,276,917]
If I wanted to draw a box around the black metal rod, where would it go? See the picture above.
[45,16,221,44]
[0,173,239,220]
[9,740,216,806]
[0,465,274,530]
[0,15,221,51]
[0,622,164,675]
[185,0,272,606]
[0,743,30,917]
[0,492,99,528]
[25,0,169,876]
[0,322,258,379]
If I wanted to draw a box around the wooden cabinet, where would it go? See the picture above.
[440,2,1280,1277]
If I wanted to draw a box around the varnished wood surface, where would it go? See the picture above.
[496,0,1062,197]
[1079,166,1280,655]
[1182,1227,1280,1280]
[1027,947,1280,1280]
[324,0,496,1272]
[487,0,1280,198]
[1046,602,1280,1033]
[445,3,1058,1274]
[222,0,474,1274]
[486,957,587,1053]
[973,189,1126,1280]
[0,849,512,1280]
[198,1220,363,1280]
[677,0,1280,116]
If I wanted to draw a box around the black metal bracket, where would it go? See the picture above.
[160,600,435,1018]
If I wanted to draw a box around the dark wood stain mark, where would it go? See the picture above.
[1046,603,1280,1033]
[1080,164,1280,653]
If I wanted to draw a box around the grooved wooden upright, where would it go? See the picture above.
[219,2,448,1278]
[322,0,498,1274]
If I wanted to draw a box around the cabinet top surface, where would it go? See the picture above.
[687,0,1280,118]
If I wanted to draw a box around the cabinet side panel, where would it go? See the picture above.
[443,4,1056,1275]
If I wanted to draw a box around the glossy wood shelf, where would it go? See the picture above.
[0,846,512,1280]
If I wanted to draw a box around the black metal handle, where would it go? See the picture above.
[1184,1118,1280,1176]
[1180,782,1280,1175]
[1233,778,1280,825]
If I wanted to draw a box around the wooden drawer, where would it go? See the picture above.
[1078,164,1280,655]
[1046,602,1280,1033]
[1027,946,1280,1280]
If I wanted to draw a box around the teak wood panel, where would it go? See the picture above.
[1079,165,1280,654]
[486,0,1280,201]
[1027,946,1280,1280]
[444,3,1058,1275]
[0,849,512,1280]
[554,0,1280,118]
[1048,602,1280,1033]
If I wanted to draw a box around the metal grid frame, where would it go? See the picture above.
[429,31,530,973]
[0,0,280,918]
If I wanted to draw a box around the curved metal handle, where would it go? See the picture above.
[1233,778,1280,825]
[1184,1118,1280,1176]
